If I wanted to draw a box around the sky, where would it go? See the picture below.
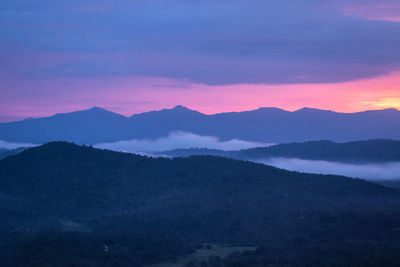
[1,0,400,121]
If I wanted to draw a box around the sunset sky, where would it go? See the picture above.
[1,0,400,121]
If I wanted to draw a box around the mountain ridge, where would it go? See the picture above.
[159,139,400,163]
[2,142,400,266]
[1,106,400,144]
[1,141,397,232]
[4,105,400,123]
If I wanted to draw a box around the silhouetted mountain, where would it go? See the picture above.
[0,106,400,144]
[2,142,400,266]
[0,107,130,144]
[160,139,400,163]
[0,142,398,231]
[127,105,206,139]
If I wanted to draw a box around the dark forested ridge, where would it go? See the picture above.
[1,142,400,266]
[160,139,400,163]
[0,148,8,158]
[0,147,26,160]
[0,106,400,144]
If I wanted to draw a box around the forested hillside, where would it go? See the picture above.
[1,142,400,266]
[160,139,400,163]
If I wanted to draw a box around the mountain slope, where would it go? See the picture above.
[2,143,400,266]
[0,106,400,144]
[128,105,207,139]
[0,147,26,160]
[0,107,129,144]
[204,107,400,142]
[0,142,398,234]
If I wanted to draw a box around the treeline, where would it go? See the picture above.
[0,230,193,267]
[160,139,400,163]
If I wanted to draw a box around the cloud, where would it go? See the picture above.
[0,140,38,150]
[257,157,400,181]
[342,1,400,22]
[95,131,267,153]
[1,0,400,85]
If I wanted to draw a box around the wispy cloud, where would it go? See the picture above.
[257,157,400,181]
[1,0,400,85]
[1,0,400,119]
[95,131,267,153]
[0,140,38,150]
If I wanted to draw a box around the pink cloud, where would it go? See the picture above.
[343,4,400,22]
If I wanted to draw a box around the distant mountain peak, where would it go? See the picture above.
[87,106,108,112]
[166,105,202,114]
[52,106,110,116]
[169,105,201,114]
[172,105,189,110]
[296,107,328,112]
[256,107,286,112]
[382,108,399,112]
[48,106,128,122]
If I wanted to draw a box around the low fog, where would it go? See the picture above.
[95,131,268,153]
[257,158,400,181]
[2,137,400,182]
[0,140,38,150]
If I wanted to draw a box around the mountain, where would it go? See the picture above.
[0,142,397,231]
[2,142,400,266]
[0,106,400,144]
[0,107,130,144]
[159,139,400,163]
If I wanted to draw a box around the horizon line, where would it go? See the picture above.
[1,105,399,124]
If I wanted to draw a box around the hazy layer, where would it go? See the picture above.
[2,136,400,182]
[0,140,38,150]
[257,158,400,181]
[95,132,268,153]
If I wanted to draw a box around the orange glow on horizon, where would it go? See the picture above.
[363,98,400,110]
[141,71,400,115]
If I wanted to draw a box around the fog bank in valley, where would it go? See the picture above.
[2,137,400,182]
[95,131,269,153]
[0,140,38,150]
[257,158,400,181]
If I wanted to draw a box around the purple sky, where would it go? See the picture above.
[1,0,400,121]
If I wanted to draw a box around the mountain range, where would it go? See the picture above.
[0,106,400,144]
